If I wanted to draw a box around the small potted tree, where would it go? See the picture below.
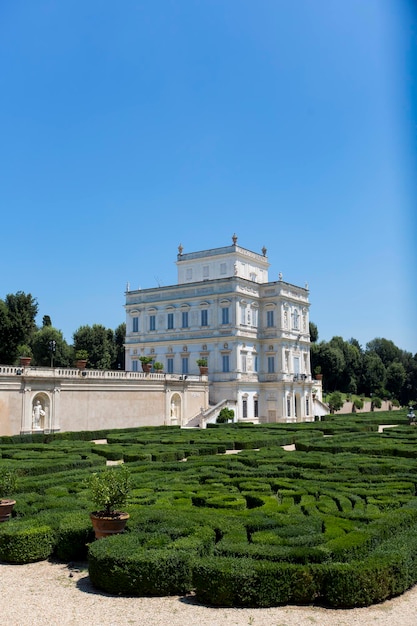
[0,469,17,522]
[75,349,89,369]
[197,358,208,375]
[153,361,164,373]
[17,344,33,367]
[139,356,154,373]
[314,366,322,381]
[89,465,131,539]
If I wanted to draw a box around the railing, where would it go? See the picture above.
[0,365,202,382]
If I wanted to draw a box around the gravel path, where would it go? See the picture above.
[1,559,417,625]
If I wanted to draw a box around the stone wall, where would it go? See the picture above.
[0,366,209,435]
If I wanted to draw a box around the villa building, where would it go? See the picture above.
[125,236,320,424]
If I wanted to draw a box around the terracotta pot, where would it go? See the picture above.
[19,357,31,367]
[141,363,152,373]
[90,512,129,539]
[199,366,208,376]
[0,499,16,522]
[75,359,87,369]
[314,374,323,381]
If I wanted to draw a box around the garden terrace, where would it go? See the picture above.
[1,410,417,608]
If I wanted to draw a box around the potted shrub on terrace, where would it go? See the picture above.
[139,356,153,373]
[75,349,88,369]
[153,361,164,373]
[89,466,131,539]
[314,366,322,381]
[17,344,33,367]
[0,469,17,522]
[197,358,208,375]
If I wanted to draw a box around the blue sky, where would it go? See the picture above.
[1,1,416,353]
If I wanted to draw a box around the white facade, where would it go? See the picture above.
[125,236,318,423]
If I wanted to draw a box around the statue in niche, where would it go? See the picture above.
[32,400,45,430]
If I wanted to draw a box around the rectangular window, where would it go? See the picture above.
[132,360,138,372]
[267,356,275,373]
[182,357,189,374]
[186,268,192,280]
[252,309,258,327]
[242,399,248,418]
[306,397,310,416]
[149,315,156,331]
[203,265,209,278]
[167,358,174,374]
[254,398,259,418]
[167,313,174,330]
[182,311,189,328]
[267,310,274,327]
[241,354,247,372]
[201,309,208,326]
[221,307,229,324]
[222,355,230,372]
[287,396,291,417]
[220,263,227,275]
[292,309,299,330]
[132,316,139,332]
[254,355,258,372]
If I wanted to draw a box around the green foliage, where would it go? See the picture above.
[196,358,208,367]
[153,361,164,371]
[139,356,153,364]
[73,324,116,370]
[55,511,94,561]
[327,391,344,413]
[0,520,55,563]
[31,326,72,367]
[217,408,235,423]
[88,534,195,596]
[0,291,38,364]
[89,465,131,515]
[75,349,89,360]
[3,419,417,607]
[0,468,17,498]
[353,397,364,410]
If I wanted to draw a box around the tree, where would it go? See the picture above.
[385,362,407,399]
[0,292,38,364]
[309,322,318,343]
[327,391,344,413]
[31,326,72,367]
[366,338,402,368]
[360,352,386,396]
[73,324,116,370]
[112,323,126,370]
[313,341,345,391]
[42,315,52,327]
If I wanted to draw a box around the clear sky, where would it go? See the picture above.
[1,1,416,353]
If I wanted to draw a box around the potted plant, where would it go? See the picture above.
[312,387,318,399]
[89,465,131,539]
[153,361,164,373]
[75,349,89,369]
[0,469,17,522]
[314,366,322,381]
[17,344,33,367]
[197,358,208,375]
[139,355,154,373]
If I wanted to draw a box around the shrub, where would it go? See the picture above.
[217,408,235,424]
[0,521,55,563]
[88,534,194,596]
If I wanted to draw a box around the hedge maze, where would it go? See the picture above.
[1,410,417,607]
